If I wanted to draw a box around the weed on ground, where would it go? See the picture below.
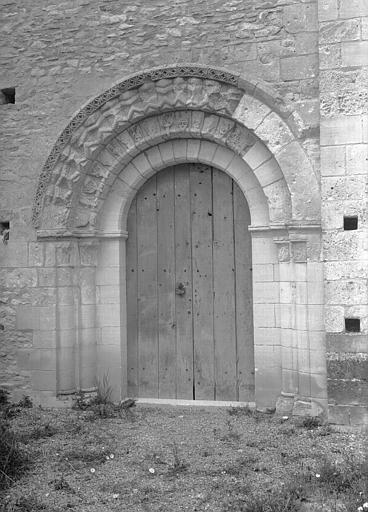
[0,401,367,512]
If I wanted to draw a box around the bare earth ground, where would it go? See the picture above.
[1,405,367,512]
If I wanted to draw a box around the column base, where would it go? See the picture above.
[276,393,328,420]
[275,392,295,415]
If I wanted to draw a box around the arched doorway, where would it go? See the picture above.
[126,163,254,401]
[31,65,324,416]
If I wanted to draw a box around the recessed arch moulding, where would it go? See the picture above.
[31,65,325,417]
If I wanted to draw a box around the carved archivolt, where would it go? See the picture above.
[41,110,260,231]
[33,64,319,232]
[33,70,243,228]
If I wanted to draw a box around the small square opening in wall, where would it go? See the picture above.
[0,87,15,104]
[0,222,9,244]
[344,216,358,230]
[345,318,360,332]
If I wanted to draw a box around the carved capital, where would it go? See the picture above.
[274,239,290,262]
[79,239,100,267]
[32,66,246,229]
[291,240,307,263]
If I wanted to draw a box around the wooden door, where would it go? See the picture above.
[126,163,254,401]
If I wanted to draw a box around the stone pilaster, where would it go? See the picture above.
[250,229,282,410]
[55,240,79,394]
[78,239,99,391]
[275,238,298,414]
[96,233,128,402]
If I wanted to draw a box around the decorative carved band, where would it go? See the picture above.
[274,239,308,263]
[291,241,307,263]
[276,242,291,263]
[32,65,242,228]
[38,110,258,231]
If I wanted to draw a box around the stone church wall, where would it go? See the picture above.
[0,0,367,426]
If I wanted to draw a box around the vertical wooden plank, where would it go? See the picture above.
[157,167,176,398]
[174,164,194,399]
[137,175,158,397]
[126,197,138,397]
[213,169,237,400]
[191,163,215,400]
[234,182,255,401]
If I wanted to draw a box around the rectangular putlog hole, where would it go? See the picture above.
[1,87,15,104]
[0,221,9,244]
[344,216,358,230]
[345,318,360,333]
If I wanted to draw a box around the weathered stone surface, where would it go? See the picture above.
[283,3,318,33]
[341,41,368,67]
[328,404,351,425]
[349,405,368,425]
[292,399,312,416]
[323,200,365,230]
[323,232,367,261]
[328,378,368,405]
[320,20,361,44]
[233,94,271,131]
[320,146,345,177]
[322,175,367,201]
[327,333,368,353]
[324,306,345,333]
[275,394,294,415]
[339,0,368,19]
[346,144,368,174]
[0,242,28,268]
[319,44,341,70]
[327,352,368,380]
[281,54,318,80]
[362,17,368,40]
[28,242,45,267]
[321,116,365,145]
[320,68,368,95]
[325,261,368,281]
[274,141,319,220]
[38,268,56,287]
[0,268,37,289]
[318,0,338,22]
[255,112,294,153]
[281,33,318,58]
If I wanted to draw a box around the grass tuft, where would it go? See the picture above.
[300,416,323,429]
[72,373,135,419]
[221,480,306,511]
[1,494,50,511]
[167,442,189,476]
[227,405,255,417]
[0,420,30,490]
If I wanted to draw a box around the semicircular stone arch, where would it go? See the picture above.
[99,138,274,233]
[33,64,320,234]
[69,111,292,232]
[29,65,326,415]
